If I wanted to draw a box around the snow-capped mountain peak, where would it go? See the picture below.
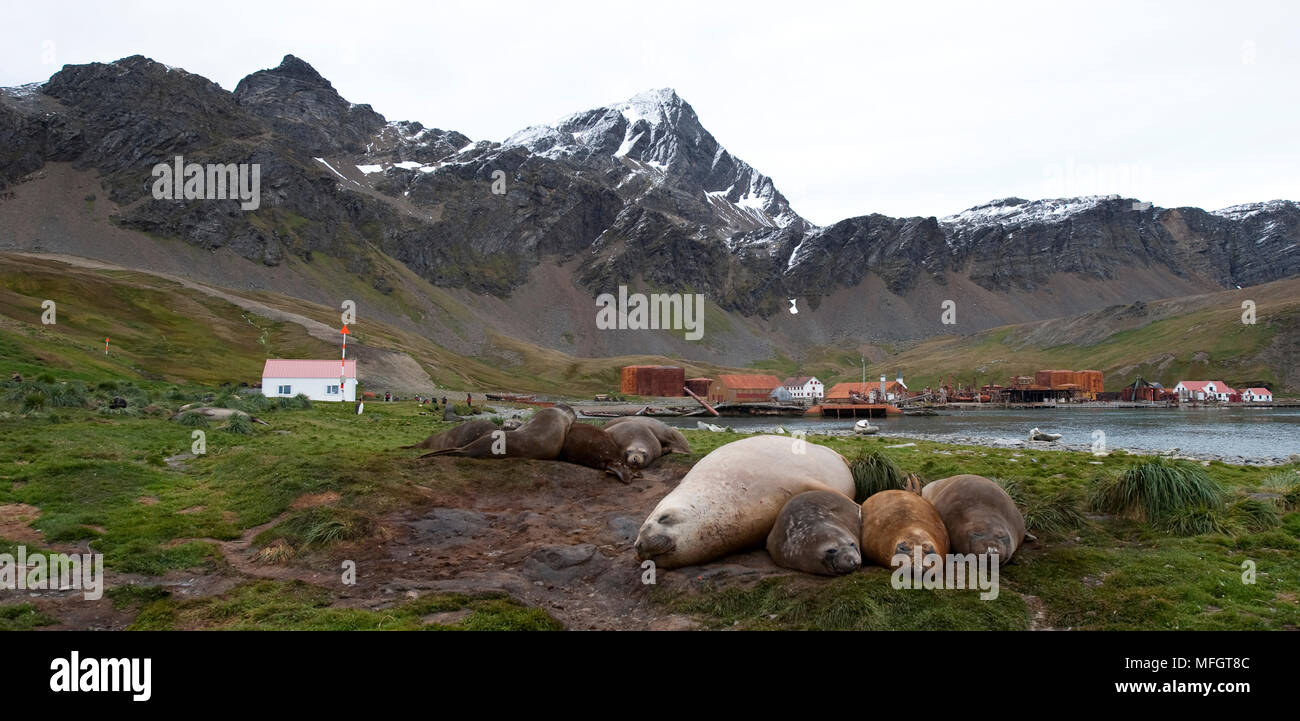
[501,89,807,233]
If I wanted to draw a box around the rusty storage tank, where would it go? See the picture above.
[620,365,686,396]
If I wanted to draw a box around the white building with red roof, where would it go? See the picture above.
[780,376,824,400]
[1241,387,1274,403]
[1173,380,1234,402]
[261,359,357,402]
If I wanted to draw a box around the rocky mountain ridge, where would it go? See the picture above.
[1,54,1297,357]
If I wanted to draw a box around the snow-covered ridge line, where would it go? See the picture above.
[940,196,1124,227]
[1211,200,1297,219]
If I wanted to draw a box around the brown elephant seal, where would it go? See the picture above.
[921,474,1026,560]
[635,435,855,568]
[603,417,690,469]
[402,419,497,450]
[421,406,574,460]
[766,490,862,575]
[859,490,949,568]
[559,423,637,484]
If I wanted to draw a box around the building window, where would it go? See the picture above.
[277,385,292,395]
[326,385,340,395]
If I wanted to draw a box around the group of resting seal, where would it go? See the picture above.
[635,435,1028,575]
[405,406,690,484]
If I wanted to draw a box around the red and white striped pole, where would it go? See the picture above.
[340,325,349,398]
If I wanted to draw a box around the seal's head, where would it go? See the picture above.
[815,530,862,574]
[964,520,1014,558]
[890,526,946,559]
[502,416,523,431]
[552,403,577,421]
[634,504,702,566]
[604,461,637,485]
[624,446,650,469]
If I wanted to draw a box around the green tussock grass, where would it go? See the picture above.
[1261,471,1300,510]
[848,450,905,502]
[1157,504,1238,536]
[998,478,1089,536]
[176,411,209,428]
[1226,496,1281,533]
[222,412,253,435]
[253,507,376,551]
[1089,458,1225,523]
[276,394,312,411]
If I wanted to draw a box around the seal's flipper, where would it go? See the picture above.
[418,447,467,459]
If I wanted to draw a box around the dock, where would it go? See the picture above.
[808,403,901,418]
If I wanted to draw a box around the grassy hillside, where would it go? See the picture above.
[0,257,332,384]
[801,278,1300,394]
[0,254,758,396]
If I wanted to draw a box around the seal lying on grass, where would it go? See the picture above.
[402,420,498,450]
[421,406,575,460]
[922,474,1027,561]
[602,417,691,469]
[859,490,949,568]
[171,407,269,425]
[635,435,854,568]
[766,490,862,575]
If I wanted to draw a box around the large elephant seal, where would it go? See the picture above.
[421,406,575,460]
[859,490,949,567]
[402,420,497,450]
[922,474,1026,560]
[635,435,855,568]
[559,423,636,484]
[603,417,690,469]
[766,490,862,575]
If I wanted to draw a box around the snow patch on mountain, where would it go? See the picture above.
[1212,200,1297,220]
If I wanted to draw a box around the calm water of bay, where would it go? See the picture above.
[661,407,1300,460]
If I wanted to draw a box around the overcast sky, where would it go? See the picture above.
[2,0,1296,225]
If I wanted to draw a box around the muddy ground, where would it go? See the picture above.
[16,457,803,631]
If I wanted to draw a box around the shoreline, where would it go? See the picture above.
[785,428,1294,467]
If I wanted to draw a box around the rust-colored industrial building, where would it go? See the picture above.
[620,365,687,397]
[1034,370,1104,398]
[708,374,783,403]
[684,377,713,397]
[995,369,1105,402]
